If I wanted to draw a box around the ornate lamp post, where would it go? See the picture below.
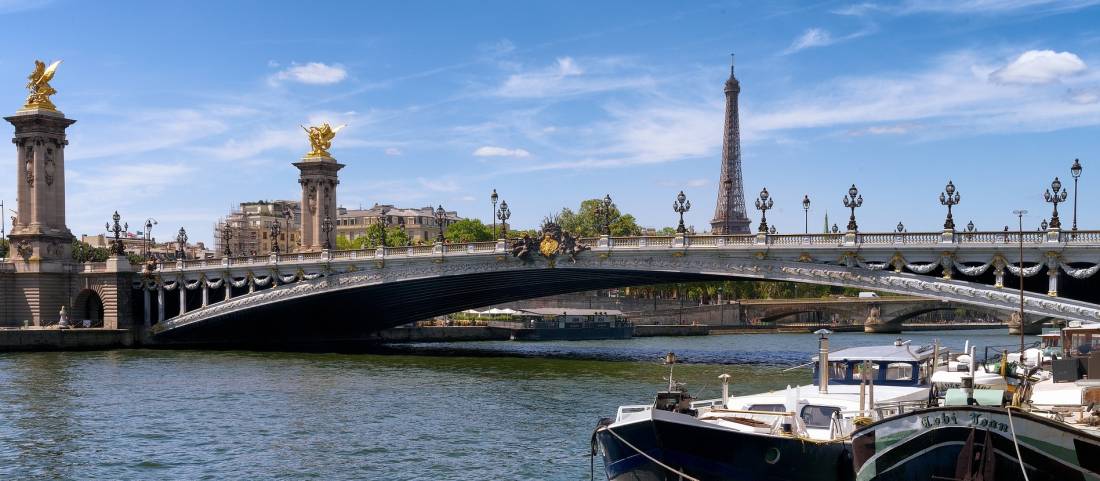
[282,207,293,254]
[939,180,960,230]
[176,227,188,260]
[802,195,811,234]
[490,189,499,239]
[1071,159,1083,233]
[321,216,334,250]
[1040,218,1049,231]
[497,200,511,239]
[221,222,233,257]
[143,218,158,261]
[269,221,281,255]
[966,220,975,233]
[1012,209,1028,358]
[434,205,447,242]
[105,211,128,256]
[378,206,390,248]
[599,194,614,236]
[754,187,773,233]
[831,224,839,234]
[896,222,905,233]
[1044,177,1068,229]
[673,191,691,234]
[843,184,863,233]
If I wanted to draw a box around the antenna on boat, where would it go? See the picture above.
[664,352,678,392]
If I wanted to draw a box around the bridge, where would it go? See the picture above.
[3,60,1100,347]
[139,229,1100,342]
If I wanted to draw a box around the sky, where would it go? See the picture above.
[1,0,1099,244]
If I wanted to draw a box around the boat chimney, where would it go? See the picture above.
[719,373,731,404]
[815,329,832,394]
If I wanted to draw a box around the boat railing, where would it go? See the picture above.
[830,400,932,438]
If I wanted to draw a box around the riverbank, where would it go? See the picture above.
[0,328,134,351]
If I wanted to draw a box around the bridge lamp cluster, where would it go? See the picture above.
[754,187,773,233]
[673,191,691,234]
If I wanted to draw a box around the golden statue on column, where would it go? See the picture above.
[301,122,345,158]
[23,60,62,111]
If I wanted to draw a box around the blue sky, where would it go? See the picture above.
[1,0,1099,243]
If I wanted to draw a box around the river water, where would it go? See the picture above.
[0,330,1030,480]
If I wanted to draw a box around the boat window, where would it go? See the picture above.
[800,405,840,428]
[885,362,914,381]
[746,404,787,413]
[853,362,880,380]
[829,362,848,380]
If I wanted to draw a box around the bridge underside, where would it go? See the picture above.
[154,269,724,345]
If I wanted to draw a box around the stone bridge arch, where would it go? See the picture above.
[71,288,104,326]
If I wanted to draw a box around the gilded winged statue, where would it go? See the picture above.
[24,60,61,111]
[301,122,345,158]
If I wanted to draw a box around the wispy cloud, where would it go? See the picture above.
[270,62,348,85]
[785,28,835,53]
[473,146,531,157]
[495,57,656,98]
[899,0,1100,14]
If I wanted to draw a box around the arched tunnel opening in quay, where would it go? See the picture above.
[147,262,1100,347]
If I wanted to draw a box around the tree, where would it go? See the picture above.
[556,199,643,237]
[337,225,411,250]
[444,219,494,243]
[657,227,678,236]
[0,238,8,258]
[71,240,110,262]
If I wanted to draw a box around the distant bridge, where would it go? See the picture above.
[141,230,1100,342]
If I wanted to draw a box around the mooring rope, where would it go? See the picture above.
[596,426,701,481]
[1006,407,1031,481]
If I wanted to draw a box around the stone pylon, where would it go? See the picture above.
[3,106,77,325]
[294,152,343,251]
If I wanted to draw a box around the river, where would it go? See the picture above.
[0,330,1031,480]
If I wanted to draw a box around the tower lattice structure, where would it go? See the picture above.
[710,56,751,235]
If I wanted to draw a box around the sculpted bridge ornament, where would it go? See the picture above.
[147,231,1100,336]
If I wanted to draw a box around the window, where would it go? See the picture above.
[829,362,848,380]
[853,362,880,380]
[800,405,840,428]
[885,362,913,381]
[747,404,787,413]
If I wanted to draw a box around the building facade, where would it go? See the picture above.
[336,204,461,245]
[213,200,301,256]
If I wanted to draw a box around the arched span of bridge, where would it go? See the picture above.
[149,251,1100,343]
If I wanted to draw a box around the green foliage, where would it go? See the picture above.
[621,280,856,303]
[0,238,8,258]
[71,240,110,262]
[657,227,678,236]
[444,219,494,243]
[337,224,411,250]
[556,199,642,237]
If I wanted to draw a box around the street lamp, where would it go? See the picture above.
[1071,159,1083,233]
[176,227,188,260]
[966,220,975,233]
[490,189,499,239]
[269,221,281,254]
[673,191,691,234]
[321,216,334,250]
[802,195,811,234]
[434,205,447,242]
[939,180,960,230]
[831,224,839,234]
[1044,177,1068,229]
[221,222,233,257]
[143,218,158,261]
[378,206,391,248]
[1041,218,1049,231]
[754,187,773,233]
[105,211,128,256]
[896,222,905,233]
[282,206,293,254]
[599,194,614,236]
[497,200,511,239]
[843,184,863,233]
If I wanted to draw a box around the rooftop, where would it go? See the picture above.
[519,308,624,316]
[813,344,933,362]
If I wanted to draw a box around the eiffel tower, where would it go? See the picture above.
[710,55,751,234]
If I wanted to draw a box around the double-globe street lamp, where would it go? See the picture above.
[434,205,447,242]
[754,187,773,233]
[105,211,128,256]
[843,184,863,233]
[1071,159,1083,233]
[143,218,158,261]
[321,216,334,250]
[673,191,691,234]
[1044,177,1068,229]
[490,189,499,239]
[939,180,960,230]
[596,194,614,236]
[497,200,511,239]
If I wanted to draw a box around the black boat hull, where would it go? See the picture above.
[852,405,1100,481]
[596,409,853,481]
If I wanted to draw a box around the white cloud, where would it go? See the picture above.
[495,57,655,98]
[473,146,531,157]
[900,0,1100,14]
[990,50,1087,84]
[1069,89,1100,105]
[384,147,403,156]
[785,28,834,54]
[69,109,229,161]
[416,177,460,192]
[847,124,915,136]
[271,62,348,85]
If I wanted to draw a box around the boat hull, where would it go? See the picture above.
[852,405,1100,481]
[510,326,632,341]
[596,409,853,481]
